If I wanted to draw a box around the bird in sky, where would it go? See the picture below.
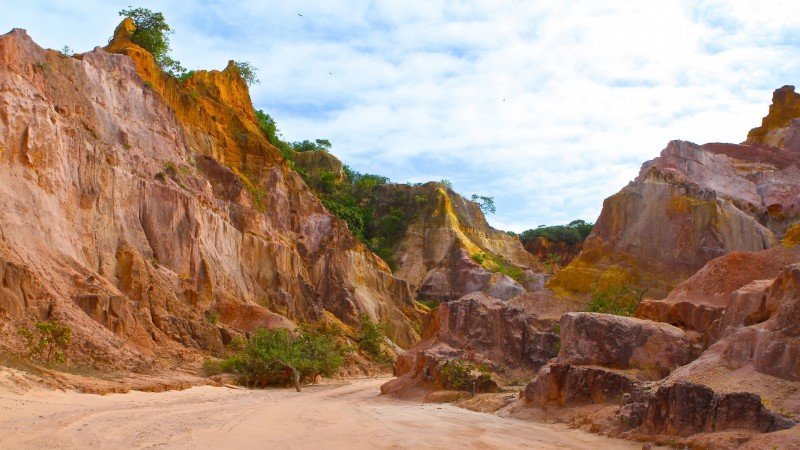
[298,13,303,17]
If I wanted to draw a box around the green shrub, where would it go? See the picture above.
[472,252,524,282]
[543,253,563,275]
[357,313,386,358]
[587,284,645,316]
[207,311,219,325]
[416,299,440,310]
[17,320,72,365]
[119,7,185,77]
[440,358,491,391]
[291,139,331,153]
[177,69,195,83]
[218,327,344,389]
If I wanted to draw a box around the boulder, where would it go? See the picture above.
[635,246,800,334]
[522,363,639,408]
[382,292,558,396]
[624,382,795,436]
[557,312,693,378]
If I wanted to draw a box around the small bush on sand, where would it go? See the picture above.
[17,320,72,365]
[440,358,491,392]
[212,326,344,391]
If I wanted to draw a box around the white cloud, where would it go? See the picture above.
[3,0,800,231]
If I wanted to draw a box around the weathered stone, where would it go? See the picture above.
[522,363,639,407]
[558,312,693,378]
[631,382,795,436]
[382,292,558,396]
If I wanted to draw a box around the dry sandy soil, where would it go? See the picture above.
[0,374,643,449]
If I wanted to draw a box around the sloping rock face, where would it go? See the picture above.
[635,245,800,333]
[381,292,558,396]
[385,183,543,302]
[0,23,421,369]
[551,87,800,297]
[521,236,582,267]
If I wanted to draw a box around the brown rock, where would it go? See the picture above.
[522,363,639,407]
[558,312,693,378]
[388,182,542,301]
[631,382,794,436]
[747,85,800,152]
[382,292,558,396]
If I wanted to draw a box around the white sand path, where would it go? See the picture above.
[0,376,643,449]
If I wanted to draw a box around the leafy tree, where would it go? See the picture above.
[119,7,185,76]
[440,179,453,190]
[234,60,259,86]
[291,139,332,153]
[519,219,594,246]
[470,195,496,214]
[17,320,72,365]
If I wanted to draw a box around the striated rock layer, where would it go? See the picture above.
[551,87,800,298]
[0,23,422,370]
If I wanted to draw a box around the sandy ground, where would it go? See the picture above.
[0,376,643,449]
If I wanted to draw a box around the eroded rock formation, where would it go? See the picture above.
[0,23,423,370]
[381,292,558,397]
[551,94,800,297]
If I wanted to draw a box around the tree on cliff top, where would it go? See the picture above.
[119,7,185,76]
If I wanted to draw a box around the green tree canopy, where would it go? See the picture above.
[520,219,593,245]
[119,7,185,76]
[470,195,496,215]
[234,60,259,86]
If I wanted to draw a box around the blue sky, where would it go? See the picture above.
[4,1,800,231]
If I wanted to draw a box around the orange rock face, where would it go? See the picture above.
[0,24,421,370]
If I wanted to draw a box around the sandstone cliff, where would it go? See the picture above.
[0,22,423,371]
[551,87,800,298]
[286,152,544,302]
[386,182,544,302]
